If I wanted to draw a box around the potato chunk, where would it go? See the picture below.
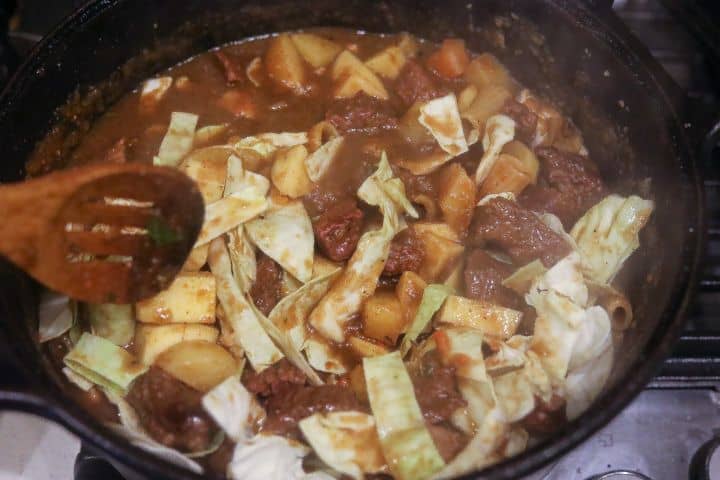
[265,33,309,95]
[395,271,427,326]
[331,50,389,100]
[414,224,464,282]
[271,144,312,198]
[464,53,515,91]
[461,84,512,133]
[436,295,522,339]
[135,323,219,364]
[136,272,216,324]
[290,33,342,68]
[348,336,390,357]
[362,291,405,344]
[155,340,238,392]
[437,163,476,235]
[365,46,407,80]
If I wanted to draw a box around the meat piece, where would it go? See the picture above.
[214,50,243,84]
[383,229,424,277]
[502,99,538,145]
[263,384,364,436]
[463,249,522,309]
[249,253,283,316]
[395,167,436,199]
[427,423,470,462]
[469,197,571,267]
[127,367,216,453]
[520,394,567,436]
[410,351,466,424]
[243,358,307,399]
[312,199,364,262]
[519,146,606,226]
[394,60,444,107]
[326,93,399,135]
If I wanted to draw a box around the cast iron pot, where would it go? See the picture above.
[0,0,705,479]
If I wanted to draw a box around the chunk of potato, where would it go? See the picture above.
[348,364,368,403]
[362,291,405,344]
[502,140,539,180]
[412,221,460,243]
[479,153,535,197]
[437,163,476,235]
[290,33,342,69]
[271,144,312,198]
[398,33,420,58]
[464,54,515,91]
[461,84,512,133]
[139,77,173,113]
[155,340,238,392]
[365,46,407,80]
[135,323,219,364]
[136,272,216,324]
[331,50,389,100]
[396,271,427,325]
[179,146,232,204]
[348,336,390,357]
[194,124,228,148]
[265,34,309,95]
[436,295,522,339]
[415,228,464,282]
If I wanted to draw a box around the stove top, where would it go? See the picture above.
[0,1,719,479]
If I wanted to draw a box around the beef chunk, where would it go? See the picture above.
[395,167,436,199]
[469,197,571,267]
[127,367,216,453]
[501,99,538,145]
[410,350,466,424]
[394,60,444,107]
[243,358,307,399]
[312,199,364,262]
[326,93,399,135]
[263,384,364,436]
[463,249,522,309]
[520,394,567,436]
[249,253,283,316]
[427,424,470,462]
[383,229,424,277]
[519,146,606,226]
[214,50,243,84]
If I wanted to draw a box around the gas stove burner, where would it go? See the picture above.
[590,471,653,480]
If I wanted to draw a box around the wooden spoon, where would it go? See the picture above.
[0,163,204,304]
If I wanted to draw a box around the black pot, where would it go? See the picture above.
[0,1,705,479]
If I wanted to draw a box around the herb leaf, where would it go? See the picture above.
[147,216,182,246]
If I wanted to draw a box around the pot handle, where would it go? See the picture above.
[74,445,126,480]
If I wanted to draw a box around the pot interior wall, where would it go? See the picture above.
[0,0,698,479]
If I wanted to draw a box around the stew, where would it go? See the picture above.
[35,28,655,480]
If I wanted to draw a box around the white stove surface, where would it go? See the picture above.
[0,411,79,480]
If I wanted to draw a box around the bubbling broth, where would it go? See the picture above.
[35,28,654,479]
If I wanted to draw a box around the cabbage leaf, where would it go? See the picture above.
[299,411,386,479]
[570,194,654,284]
[474,114,515,185]
[418,94,469,157]
[305,136,345,182]
[309,153,416,342]
[154,112,198,167]
[88,304,135,346]
[63,333,147,396]
[400,284,452,356]
[202,376,265,443]
[38,291,75,343]
[364,351,445,480]
[228,434,312,480]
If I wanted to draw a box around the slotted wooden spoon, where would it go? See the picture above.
[0,163,204,304]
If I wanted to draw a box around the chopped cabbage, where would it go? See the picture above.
[570,194,654,284]
[565,340,613,420]
[305,337,348,374]
[309,154,416,342]
[228,434,310,480]
[208,238,284,372]
[364,352,445,480]
[38,291,75,343]
[418,94,469,157]
[245,200,315,282]
[224,153,271,199]
[154,112,198,167]
[501,259,547,295]
[63,333,147,396]
[233,132,307,159]
[195,193,268,247]
[400,284,452,356]
[140,77,173,107]
[87,304,134,346]
[305,136,345,182]
[227,228,256,293]
[474,114,515,185]
[194,124,229,147]
[299,411,386,479]
[202,376,265,443]
[484,335,530,375]
[269,269,341,351]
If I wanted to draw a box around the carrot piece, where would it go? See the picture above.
[426,39,470,79]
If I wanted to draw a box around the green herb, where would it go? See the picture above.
[147,216,182,247]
